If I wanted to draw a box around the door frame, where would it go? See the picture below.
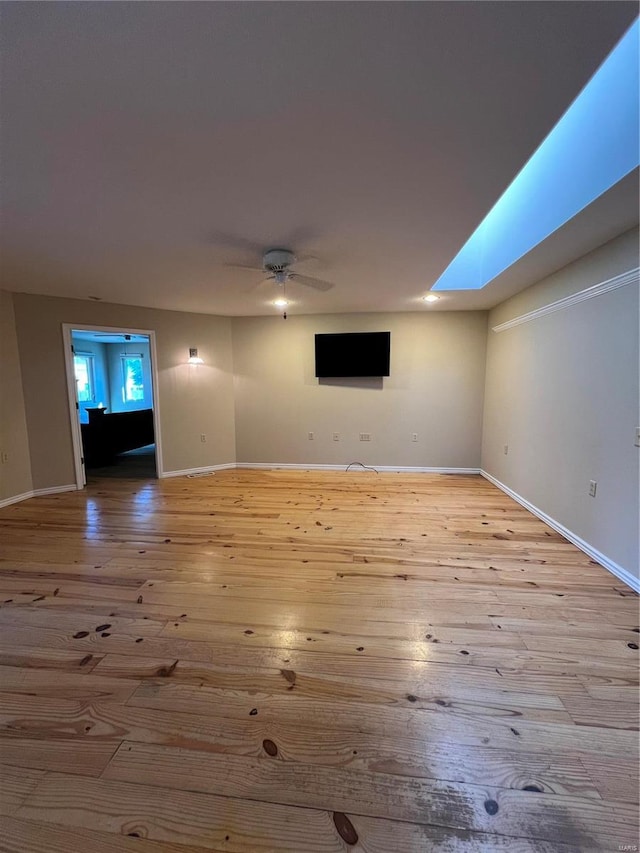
[62,323,164,488]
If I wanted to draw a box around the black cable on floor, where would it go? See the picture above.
[346,461,379,473]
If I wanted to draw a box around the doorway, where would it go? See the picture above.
[63,324,163,487]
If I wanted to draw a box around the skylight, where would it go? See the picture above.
[432,19,639,292]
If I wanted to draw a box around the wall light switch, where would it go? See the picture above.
[503,444,509,455]
[359,433,371,441]
[411,433,418,442]
[588,480,597,497]
[308,432,315,440]
[333,432,340,441]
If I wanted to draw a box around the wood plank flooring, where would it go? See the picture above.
[0,469,638,852]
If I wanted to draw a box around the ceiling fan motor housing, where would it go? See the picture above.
[263,248,296,272]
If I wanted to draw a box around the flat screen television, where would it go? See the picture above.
[315,331,391,378]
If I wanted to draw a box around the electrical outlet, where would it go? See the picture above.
[503,444,509,455]
[359,433,371,441]
[308,432,315,440]
[333,432,340,441]
[200,434,206,443]
[588,480,597,497]
[635,427,640,448]
[0,451,8,464]
[411,433,418,442]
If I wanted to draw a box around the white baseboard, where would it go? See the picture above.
[480,469,639,594]
[0,490,33,509]
[160,463,236,479]
[237,462,480,474]
[0,484,77,509]
[32,484,78,498]
[377,466,480,474]
[238,463,352,471]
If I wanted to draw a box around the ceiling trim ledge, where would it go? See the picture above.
[491,266,640,333]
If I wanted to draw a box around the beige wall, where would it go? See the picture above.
[0,291,33,501]
[232,312,488,468]
[482,229,640,579]
[12,294,236,489]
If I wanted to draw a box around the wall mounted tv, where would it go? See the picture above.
[315,331,391,378]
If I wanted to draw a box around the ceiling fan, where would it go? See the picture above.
[228,248,335,292]
[92,333,133,340]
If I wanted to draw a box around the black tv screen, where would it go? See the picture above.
[315,331,390,378]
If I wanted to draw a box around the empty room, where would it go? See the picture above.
[0,2,638,851]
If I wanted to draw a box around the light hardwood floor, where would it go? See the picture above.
[0,469,638,852]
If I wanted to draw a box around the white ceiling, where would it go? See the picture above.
[1,2,637,316]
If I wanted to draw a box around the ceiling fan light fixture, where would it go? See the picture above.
[423,294,439,303]
[229,246,335,293]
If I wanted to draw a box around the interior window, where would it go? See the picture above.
[74,354,95,402]
[122,355,145,402]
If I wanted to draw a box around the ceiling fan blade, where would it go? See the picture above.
[292,255,320,267]
[289,273,334,292]
[224,263,264,272]
[208,231,265,254]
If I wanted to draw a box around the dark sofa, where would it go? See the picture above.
[81,408,155,467]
